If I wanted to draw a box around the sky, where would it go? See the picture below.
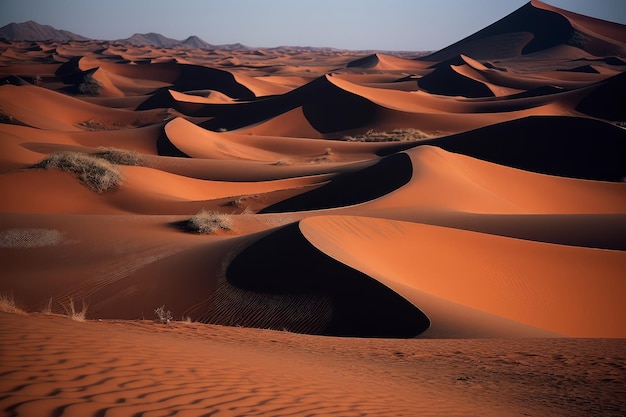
[1,0,625,51]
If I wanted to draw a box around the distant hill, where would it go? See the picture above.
[0,20,89,41]
[119,32,183,47]
[182,35,214,49]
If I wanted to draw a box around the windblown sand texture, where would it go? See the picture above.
[1,1,625,415]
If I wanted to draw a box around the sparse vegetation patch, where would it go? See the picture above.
[0,293,25,315]
[154,305,173,323]
[95,147,146,166]
[32,152,122,193]
[77,72,103,96]
[62,298,88,322]
[187,210,234,234]
[343,128,432,142]
[0,228,64,248]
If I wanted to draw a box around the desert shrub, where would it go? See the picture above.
[154,305,173,323]
[343,128,432,142]
[567,31,588,49]
[32,152,122,193]
[41,298,54,315]
[77,73,103,96]
[187,210,233,234]
[273,159,291,166]
[225,194,259,209]
[62,298,88,322]
[0,228,64,248]
[95,147,145,166]
[77,119,125,131]
[0,293,25,315]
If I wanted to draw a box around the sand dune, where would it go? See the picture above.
[1,1,626,415]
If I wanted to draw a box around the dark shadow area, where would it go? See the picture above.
[417,65,495,98]
[225,223,430,338]
[156,129,189,157]
[418,3,574,61]
[260,152,412,213]
[576,72,626,122]
[186,75,378,133]
[379,116,626,182]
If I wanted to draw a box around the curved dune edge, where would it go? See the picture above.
[299,215,626,337]
[266,145,626,216]
[222,222,430,338]
[411,116,626,182]
[0,84,166,131]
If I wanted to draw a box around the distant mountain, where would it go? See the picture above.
[183,35,213,49]
[119,33,248,50]
[0,20,89,41]
[119,32,182,47]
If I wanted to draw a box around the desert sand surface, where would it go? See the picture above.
[1,0,625,415]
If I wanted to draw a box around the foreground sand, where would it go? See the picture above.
[1,0,626,415]
[1,312,625,417]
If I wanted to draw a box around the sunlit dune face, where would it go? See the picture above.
[0,3,625,415]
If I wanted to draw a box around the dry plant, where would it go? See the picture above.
[95,147,146,166]
[78,119,122,131]
[40,298,54,315]
[0,228,64,248]
[226,194,259,208]
[343,128,432,142]
[77,72,103,96]
[154,305,173,323]
[0,293,25,315]
[32,152,122,193]
[62,298,88,322]
[273,158,291,166]
[187,210,234,234]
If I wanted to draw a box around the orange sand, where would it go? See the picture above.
[1,1,625,415]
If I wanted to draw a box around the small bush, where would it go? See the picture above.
[343,128,432,142]
[188,210,233,234]
[77,73,103,96]
[32,152,122,193]
[273,159,291,166]
[62,298,88,322]
[154,305,173,323]
[41,298,53,315]
[95,147,145,166]
[0,293,25,315]
[0,228,64,248]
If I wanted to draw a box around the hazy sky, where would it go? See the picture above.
[1,0,624,51]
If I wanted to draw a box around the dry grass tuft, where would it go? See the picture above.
[40,298,54,315]
[0,228,64,248]
[188,210,234,234]
[0,293,26,315]
[62,298,88,322]
[95,147,146,166]
[343,128,432,142]
[32,152,122,193]
[77,72,103,96]
[154,305,173,324]
[273,158,291,166]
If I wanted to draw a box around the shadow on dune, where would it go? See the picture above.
[576,72,626,122]
[156,128,189,157]
[219,223,430,338]
[137,65,255,110]
[190,75,378,133]
[417,64,494,98]
[260,152,412,213]
[381,116,626,182]
[419,2,573,61]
